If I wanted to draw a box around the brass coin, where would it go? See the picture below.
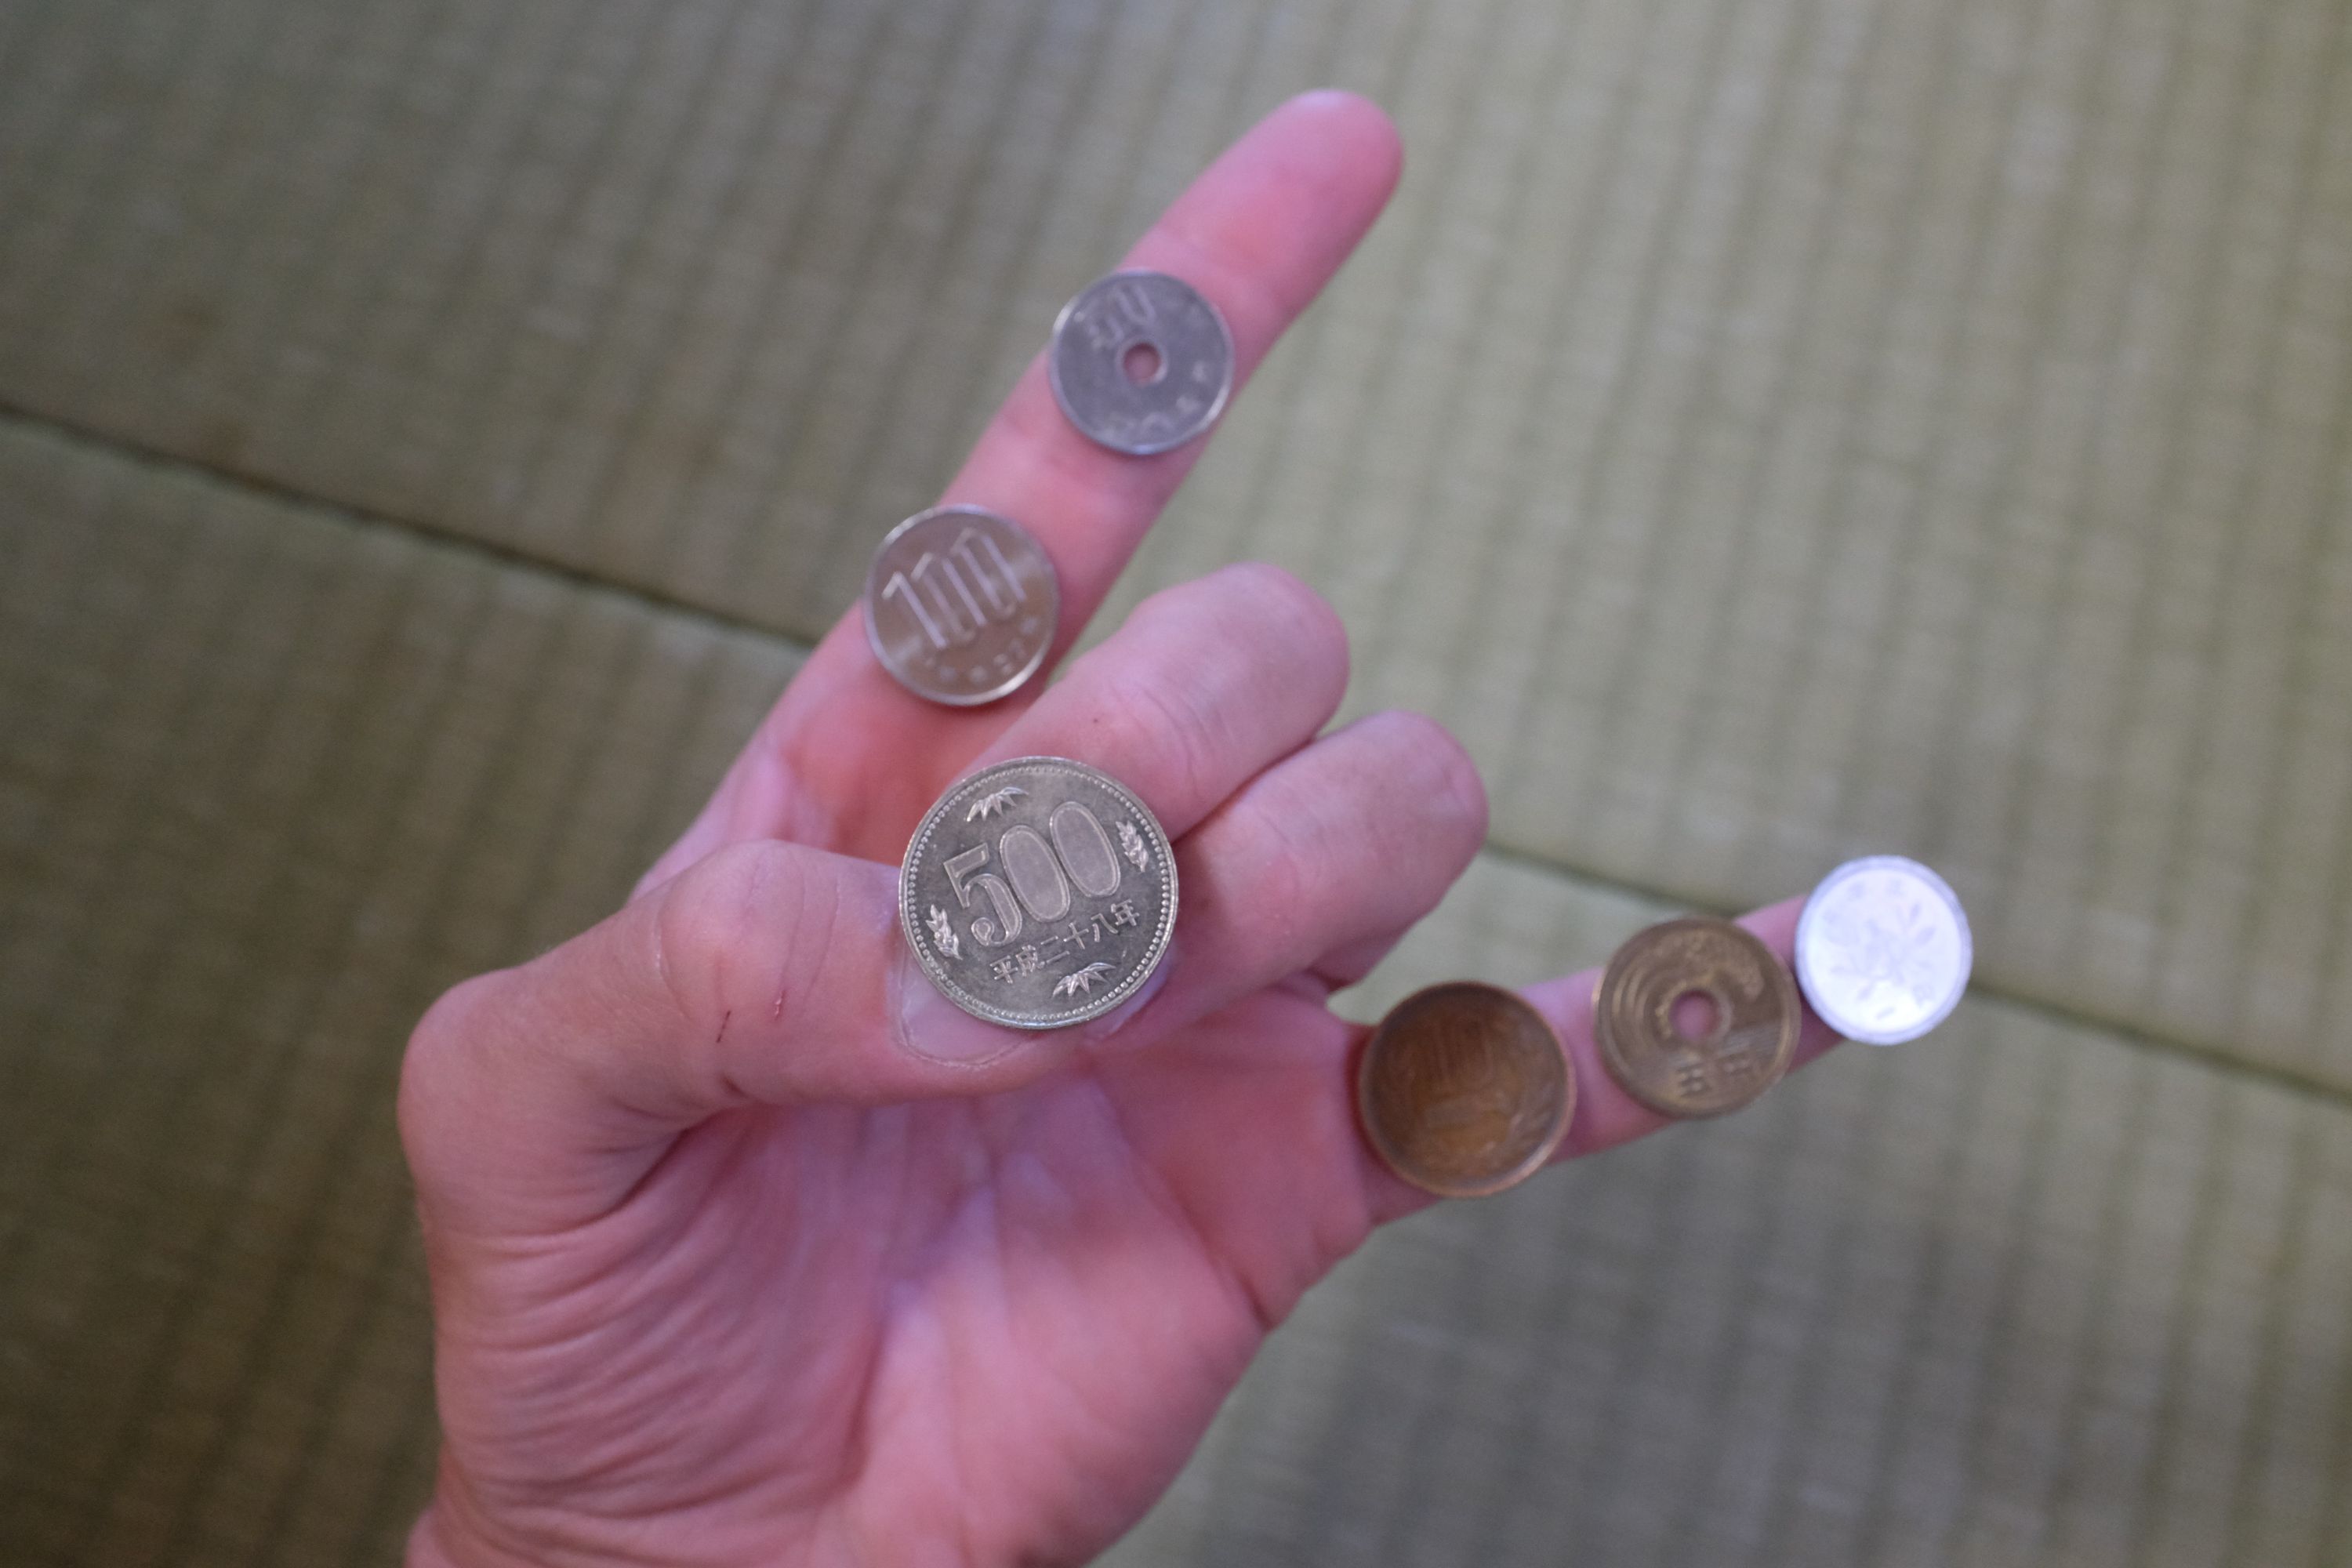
[1356,982,1573,1200]
[1594,916,1796,1119]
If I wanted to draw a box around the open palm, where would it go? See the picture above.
[397,96,1838,1568]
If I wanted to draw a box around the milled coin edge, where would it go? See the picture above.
[861,506,1062,709]
[1792,854,1973,1047]
[1354,980,1574,1200]
[1046,270,1235,457]
[1592,916,1798,1120]
[898,756,1178,1030]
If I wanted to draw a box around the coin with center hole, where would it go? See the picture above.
[1595,917,1797,1119]
[1356,982,1573,1199]
[1794,855,1971,1045]
[1047,270,1233,455]
[863,506,1058,706]
[900,757,1178,1029]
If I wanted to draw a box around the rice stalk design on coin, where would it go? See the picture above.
[1048,270,1234,455]
[1595,917,1798,1120]
[900,757,1178,1029]
[1356,982,1573,1199]
[863,506,1059,706]
[1794,855,1971,1045]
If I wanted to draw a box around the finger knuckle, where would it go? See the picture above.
[1133,562,1348,683]
[651,839,804,1040]
[1089,669,1227,813]
[1367,710,1490,844]
[397,971,506,1174]
[1221,561,1348,677]
[1223,793,1318,919]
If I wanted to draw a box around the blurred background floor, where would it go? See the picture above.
[2,0,2349,1563]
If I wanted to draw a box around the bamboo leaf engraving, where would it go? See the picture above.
[966,786,1028,822]
[1054,963,1115,998]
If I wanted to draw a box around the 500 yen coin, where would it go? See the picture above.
[900,757,1177,1029]
[864,506,1059,706]
[1356,982,1573,1200]
[1595,917,1796,1119]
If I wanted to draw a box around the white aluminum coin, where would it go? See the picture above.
[1794,855,1972,1046]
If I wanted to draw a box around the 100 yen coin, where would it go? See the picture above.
[864,506,1059,706]
[1595,917,1797,1119]
[1356,982,1573,1199]
[900,757,1177,1029]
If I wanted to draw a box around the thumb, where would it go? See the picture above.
[397,839,1126,1232]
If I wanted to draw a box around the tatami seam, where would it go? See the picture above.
[5,397,2347,1116]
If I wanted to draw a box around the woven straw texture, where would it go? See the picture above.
[2,0,2350,1562]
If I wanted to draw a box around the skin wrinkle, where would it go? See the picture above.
[1080,1062,1284,1341]
[979,1098,1227,1562]
[877,1165,998,1568]
[585,1154,856,1508]
[435,1112,893,1554]
[1087,658,1229,818]
[407,97,1698,1568]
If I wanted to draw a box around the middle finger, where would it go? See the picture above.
[973,561,1350,839]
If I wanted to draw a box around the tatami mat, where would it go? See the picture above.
[0,425,792,1563]
[2,0,2348,1094]
[8,0,2352,1561]
[5,424,2350,1565]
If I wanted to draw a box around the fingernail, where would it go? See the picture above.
[1068,942,1176,1049]
[891,942,1033,1065]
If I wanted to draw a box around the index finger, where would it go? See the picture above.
[937,89,1404,643]
[644,93,1404,880]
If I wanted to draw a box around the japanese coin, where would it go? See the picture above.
[900,757,1178,1029]
[863,506,1059,706]
[1047,270,1233,455]
[1356,982,1573,1200]
[1595,917,1797,1119]
[1795,855,1972,1045]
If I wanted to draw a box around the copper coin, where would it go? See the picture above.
[1356,982,1573,1199]
[1594,916,1797,1119]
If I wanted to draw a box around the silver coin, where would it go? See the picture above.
[863,506,1059,706]
[900,757,1178,1029]
[1794,855,1973,1045]
[1047,270,1233,455]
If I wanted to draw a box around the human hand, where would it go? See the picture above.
[397,93,1842,1568]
